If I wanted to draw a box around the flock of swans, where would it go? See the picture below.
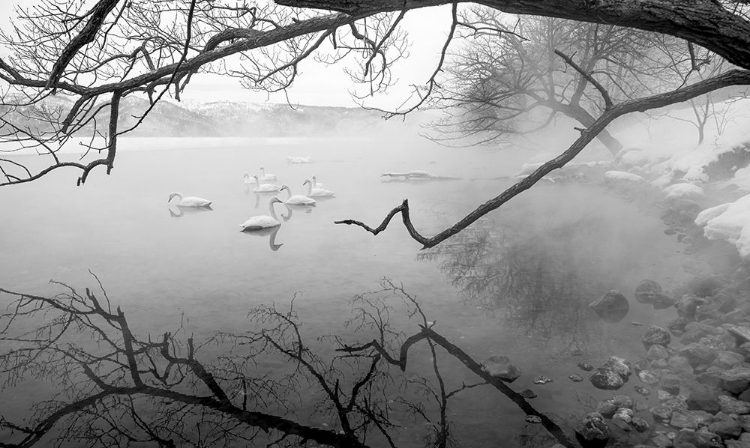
[166,166,336,237]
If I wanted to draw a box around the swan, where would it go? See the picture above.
[168,192,212,208]
[259,166,277,181]
[279,184,316,206]
[239,197,283,231]
[251,175,281,193]
[303,179,335,197]
[286,156,312,164]
[312,175,325,189]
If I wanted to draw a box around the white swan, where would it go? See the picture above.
[312,175,325,189]
[303,179,335,197]
[287,156,312,164]
[168,192,213,208]
[239,197,283,231]
[251,175,281,193]
[259,166,277,181]
[279,184,316,206]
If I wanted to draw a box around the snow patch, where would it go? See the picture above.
[663,183,704,200]
[604,171,644,182]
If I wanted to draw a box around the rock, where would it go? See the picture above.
[661,374,682,395]
[681,379,721,413]
[578,362,594,371]
[668,316,690,334]
[729,325,750,344]
[708,417,742,439]
[634,359,651,372]
[520,389,537,399]
[698,366,726,389]
[667,355,694,375]
[603,356,632,380]
[481,355,521,382]
[678,343,718,367]
[597,400,619,418]
[612,395,634,409]
[688,276,724,298]
[613,407,634,424]
[718,395,750,415]
[669,410,714,429]
[652,293,678,309]
[635,385,651,396]
[533,375,552,384]
[672,429,723,448]
[590,368,625,390]
[681,322,721,344]
[570,374,584,382]
[711,350,744,369]
[525,415,542,424]
[639,370,661,385]
[676,294,703,319]
[635,279,663,303]
[719,367,750,394]
[590,290,630,323]
[647,344,670,361]
[631,417,650,433]
[575,412,610,448]
[651,433,673,448]
[650,405,673,422]
[643,325,672,347]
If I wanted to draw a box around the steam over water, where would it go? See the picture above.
[0,137,695,447]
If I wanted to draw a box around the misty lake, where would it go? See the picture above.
[0,137,697,447]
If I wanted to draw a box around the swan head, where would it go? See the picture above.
[243,172,249,179]
[168,192,181,202]
[252,174,259,180]
[303,179,311,186]
[280,184,289,192]
[270,197,283,205]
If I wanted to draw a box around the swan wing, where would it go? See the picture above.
[286,195,316,205]
[310,188,335,197]
[240,215,280,231]
[181,196,213,207]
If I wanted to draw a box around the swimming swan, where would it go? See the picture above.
[240,197,283,231]
[259,166,277,181]
[279,184,316,206]
[251,175,281,193]
[312,175,325,189]
[303,179,335,197]
[168,192,213,208]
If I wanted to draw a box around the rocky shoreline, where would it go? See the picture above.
[568,160,750,448]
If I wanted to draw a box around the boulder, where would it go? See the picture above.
[590,368,625,390]
[729,325,750,344]
[643,325,671,347]
[650,405,673,422]
[678,343,718,367]
[668,316,690,334]
[672,429,723,448]
[634,279,662,303]
[661,373,682,395]
[575,412,610,448]
[711,350,744,369]
[638,370,661,385]
[603,356,632,380]
[676,294,703,319]
[687,276,724,298]
[480,355,521,382]
[718,395,750,415]
[669,410,714,429]
[652,293,678,309]
[589,290,630,323]
[681,379,721,413]
[708,417,743,439]
[720,367,750,394]
[647,344,670,361]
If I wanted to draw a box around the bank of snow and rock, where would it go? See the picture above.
[493,118,750,447]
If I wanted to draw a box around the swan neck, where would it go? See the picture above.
[305,182,312,196]
[269,201,279,221]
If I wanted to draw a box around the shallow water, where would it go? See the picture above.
[0,137,695,447]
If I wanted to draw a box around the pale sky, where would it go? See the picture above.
[0,1,453,108]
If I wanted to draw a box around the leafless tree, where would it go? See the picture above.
[0,0,749,249]
[426,10,706,154]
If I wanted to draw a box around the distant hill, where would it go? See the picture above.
[0,94,427,138]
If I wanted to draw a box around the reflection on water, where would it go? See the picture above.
[0,138,694,447]
[0,277,575,448]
